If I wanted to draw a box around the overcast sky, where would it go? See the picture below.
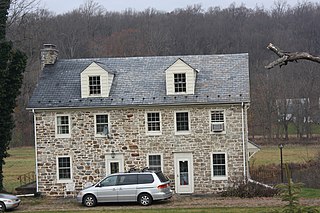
[39,0,318,14]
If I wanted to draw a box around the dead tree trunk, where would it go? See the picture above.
[265,43,320,69]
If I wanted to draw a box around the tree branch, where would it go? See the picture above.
[265,43,320,69]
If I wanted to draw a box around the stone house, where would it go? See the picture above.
[27,44,251,196]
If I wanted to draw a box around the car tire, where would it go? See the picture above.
[0,201,5,212]
[138,193,152,206]
[83,194,97,207]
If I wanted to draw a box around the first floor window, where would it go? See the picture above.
[95,114,109,136]
[212,153,227,179]
[89,76,101,95]
[146,112,161,133]
[176,112,189,132]
[57,156,72,181]
[148,155,162,171]
[56,115,70,137]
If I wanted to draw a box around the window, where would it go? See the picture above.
[117,174,138,185]
[89,76,101,95]
[174,73,186,93]
[148,154,162,171]
[175,111,190,133]
[211,153,227,180]
[100,175,117,187]
[211,110,225,133]
[57,156,72,182]
[146,112,161,134]
[56,115,70,138]
[138,174,154,184]
[95,114,109,136]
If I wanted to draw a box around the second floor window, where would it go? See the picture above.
[56,115,70,137]
[89,76,101,95]
[211,110,225,133]
[96,114,109,136]
[176,112,189,132]
[174,73,186,93]
[146,112,161,133]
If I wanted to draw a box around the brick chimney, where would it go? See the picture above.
[40,44,58,68]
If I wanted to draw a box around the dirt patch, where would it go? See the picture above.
[17,194,320,212]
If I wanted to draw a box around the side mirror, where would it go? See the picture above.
[95,183,101,187]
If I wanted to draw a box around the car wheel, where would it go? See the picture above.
[83,194,97,207]
[138,193,152,206]
[0,201,5,212]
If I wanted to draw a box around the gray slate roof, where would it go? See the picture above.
[28,54,250,109]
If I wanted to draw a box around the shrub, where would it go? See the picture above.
[220,181,278,198]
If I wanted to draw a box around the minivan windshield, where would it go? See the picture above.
[155,171,169,182]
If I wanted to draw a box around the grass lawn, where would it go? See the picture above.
[3,146,35,193]
[250,144,320,166]
[301,188,320,198]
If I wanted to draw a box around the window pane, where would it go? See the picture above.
[117,175,138,185]
[89,76,101,95]
[148,155,161,171]
[174,73,186,92]
[58,157,71,179]
[57,116,69,134]
[176,112,189,131]
[213,154,226,177]
[147,113,160,132]
[96,114,108,134]
[110,162,119,174]
[211,111,224,122]
[138,174,154,184]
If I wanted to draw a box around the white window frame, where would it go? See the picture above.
[94,113,110,137]
[55,114,71,138]
[56,156,73,183]
[147,154,163,172]
[174,73,187,94]
[88,75,101,96]
[211,152,228,180]
[210,110,226,134]
[174,111,191,135]
[145,111,162,135]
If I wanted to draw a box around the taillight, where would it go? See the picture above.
[157,183,169,189]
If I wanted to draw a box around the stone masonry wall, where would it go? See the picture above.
[35,104,248,196]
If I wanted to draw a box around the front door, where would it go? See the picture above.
[174,152,194,194]
[106,153,124,175]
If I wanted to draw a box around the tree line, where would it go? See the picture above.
[7,0,320,146]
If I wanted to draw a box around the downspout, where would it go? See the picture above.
[241,102,247,181]
[32,109,39,193]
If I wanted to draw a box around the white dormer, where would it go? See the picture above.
[81,62,114,98]
[165,58,197,95]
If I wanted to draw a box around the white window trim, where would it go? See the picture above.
[145,111,162,136]
[209,109,226,134]
[173,72,187,94]
[174,111,191,135]
[88,75,102,97]
[55,114,71,138]
[94,113,110,137]
[211,152,228,180]
[56,155,73,183]
[147,153,164,172]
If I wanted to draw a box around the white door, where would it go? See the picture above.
[106,153,124,175]
[174,153,194,194]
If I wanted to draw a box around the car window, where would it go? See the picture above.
[138,174,154,184]
[99,175,117,187]
[155,171,169,182]
[117,174,138,185]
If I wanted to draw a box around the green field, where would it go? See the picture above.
[250,144,320,166]
[3,147,35,192]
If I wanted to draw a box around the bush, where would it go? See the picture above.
[220,181,278,198]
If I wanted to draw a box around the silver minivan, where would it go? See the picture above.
[77,170,172,206]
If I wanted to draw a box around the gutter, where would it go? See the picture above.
[32,109,39,193]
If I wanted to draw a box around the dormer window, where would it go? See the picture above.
[165,58,198,95]
[81,62,115,98]
[89,76,101,95]
[174,73,186,93]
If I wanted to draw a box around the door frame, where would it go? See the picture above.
[106,153,124,175]
[174,152,194,194]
